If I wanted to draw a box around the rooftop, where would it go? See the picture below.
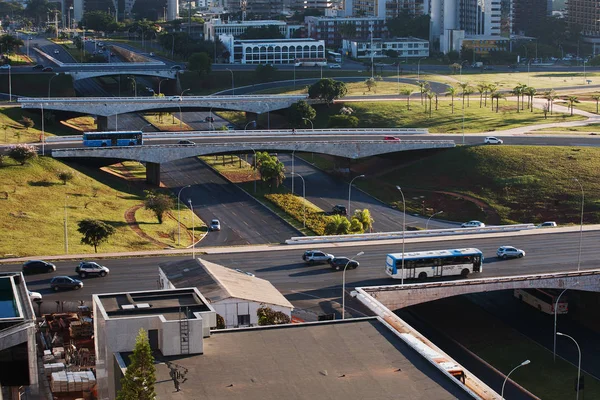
[238,38,322,43]
[147,318,472,400]
[159,258,293,309]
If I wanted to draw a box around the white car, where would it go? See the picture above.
[461,220,485,228]
[497,246,525,259]
[484,136,503,144]
[329,64,341,69]
[28,291,42,301]
[210,219,221,231]
[537,221,557,228]
[53,49,60,54]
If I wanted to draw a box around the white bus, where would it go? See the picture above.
[294,58,327,67]
[385,248,484,280]
[514,288,568,315]
[327,50,342,63]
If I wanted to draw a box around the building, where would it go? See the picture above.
[0,272,39,399]
[306,16,387,47]
[224,0,285,19]
[228,38,326,64]
[159,259,294,326]
[509,0,550,35]
[204,18,289,41]
[567,0,600,38]
[461,35,509,55]
[344,0,428,19]
[343,36,429,58]
[93,288,217,400]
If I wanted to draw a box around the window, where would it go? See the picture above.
[238,314,250,326]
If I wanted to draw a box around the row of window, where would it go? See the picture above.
[357,43,428,49]
[243,53,324,60]
[243,45,324,53]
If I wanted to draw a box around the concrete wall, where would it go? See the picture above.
[214,298,292,328]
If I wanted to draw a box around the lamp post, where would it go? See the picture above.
[293,63,296,90]
[250,148,257,193]
[209,107,214,130]
[583,60,587,85]
[554,283,579,362]
[180,88,190,98]
[170,33,175,59]
[302,117,314,130]
[426,210,443,230]
[417,57,426,81]
[244,120,256,130]
[557,333,581,400]
[63,195,69,254]
[226,68,234,95]
[573,178,584,271]
[140,123,152,132]
[396,186,406,284]
[369,25,374,78]
[158,78,169,95]
[177,185,191,246]
[291,172,306,228]
[127,76,137,97]
[348,174,365,216]
[291,149,296,194]
[188,199,195,259]
[342,251,364,319]
[501,360,531,399]
[40,103,45,156]
[6,64,11,102]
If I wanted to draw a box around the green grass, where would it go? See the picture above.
[534,123,600,134]
[251,80,417,96]
[0,107,81,144]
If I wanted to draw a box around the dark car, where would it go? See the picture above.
[331,205,347,216]
[22,260,56,274]
[50,276,83,291]
[42,67,53,72]
[32,64,44,70]
[329,257,359,271]
[75,261,110,278]
[205,116,214,123]
[171,65,183,70]
[178,139,195,145]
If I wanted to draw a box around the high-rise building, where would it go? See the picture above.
[512,0,551,35]
[567,0,600,37]
[344,0,428,19]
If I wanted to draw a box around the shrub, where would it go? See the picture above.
[265,193,330,235]
[57,170,75,185]
[8,144,37,165]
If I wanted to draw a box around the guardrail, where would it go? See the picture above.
[19,95,306,103]
[285,224,536,244]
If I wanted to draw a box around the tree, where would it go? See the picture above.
[8,144,37,165]
[386,12,430,39]
[187,52,212,76]
[255,64,277,82]
[327,114,359,128]
[417,81,429,105]
[449,63,461,74]
[477,83,487,108]
[353,209,374,232]
[426,90,435,117]
[308,78,347,106]
[144,190,175,224]
[324,214,351,235]
[491,91,505,113]
[458,82,470,108]
[593,95,600,114]
[257,305,290,325]
[512,84,524,113]
[524,86,536,111]
[365,77,376,92]
[445,86,457,114]
[255,153,285,191]
[567,96,579,116]
[486,83,498,108]
[20,116,34,130]
[57,170,74,185]
[400,88,413,110]
[116,328,156,400]
[287,100,316,127]
[77,219,115,253]
[0,34,23,54]
[80,11,113,32]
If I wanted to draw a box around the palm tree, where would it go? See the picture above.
[458,82,470,109]
[417,81,430,105]
[567,96,580,116]
[445,86,457,114]
[512,84,523,113]
[477,83,487,108]
[352,209,374,232]
[427,90,435,117]
[491,91,505,113]
[486,84,498,110]
[592,94,600,114]
[464,86,474,107]
[525,87,537,112]
[400,88,413,110]
[518,84,528,111]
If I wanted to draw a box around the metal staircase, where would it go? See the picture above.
[179,307,190,355]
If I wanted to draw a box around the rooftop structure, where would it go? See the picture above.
[204,18,288,41]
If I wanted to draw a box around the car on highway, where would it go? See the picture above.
[178,139,195,145]
[537,221,557,228]
[32,64,44,70]
[23,260,56,274]
[327,205,347,216]
[329,257,359,271]
[496,246,525,259]
[0,64,10,69]
[50,276,83,291]
[171,65,182,70]
[75,261,110,278]
[53,49,59,54]
[329,64,341,69]
[461,220,485,228]
[484,136,503,144]
[384,136,401,141]
[235,268,255,277]
[210,219,221,231]
[205,116,215,123]
[28,291,42,301]
[303,250,334,265]
[42,67,53,72]
[226,124,236,130]
[149,52,155,57]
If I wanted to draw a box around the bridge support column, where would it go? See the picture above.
[146,162,161,186]
[97,116,109,131]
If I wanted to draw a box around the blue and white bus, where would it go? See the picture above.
[385,248,483,280]
[327,50,342,63]
[82,131,143,147]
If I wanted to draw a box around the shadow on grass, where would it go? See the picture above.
[27,180,61,187]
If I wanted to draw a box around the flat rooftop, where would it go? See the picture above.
[149,318,472,399]
[97,289,211,320]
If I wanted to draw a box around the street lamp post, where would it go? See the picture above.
[140,123,152,132]
[226,68,234,95]
[348,174,365,216]
[574,178,584,271]
[342,251,364,319]
[177,185,191,246]
[250,148,257,193]
[244,120,256,130]
[188,199,195,259]
[63,195,68,254]
[501,360,531,399]
[293,63,296,90]
[158,78,169,95]
[127,76,137,97]
[426,210,443,230]
[396,186,406,284]
[302,117,314,130]
[291,149,296,194]
[180,88,190,98]
[209,107,214,130]
[417,57,426,81]
[557,333,581,400]
[6,64,11,102]
[554,283,579,362]
[291,172,306,228]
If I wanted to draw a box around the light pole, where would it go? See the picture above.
[573,178,584,271]
[417,57,426,81]
[170,33,175,59]
[583,60,587,85]
[291,172,306,228]
[226,68,234,95]
[6,64,11,102]
[140,123,152,132]
[426,210,443,230]
[177,185,191,246]
[501,360,531,399]
[63,195,68,254]
[188,199,195,259]
[291,149,296,194]
[396,186,406,284]
[177,104,183,130]
[40,103,45,156]
[302,117,314,130]
[557,333,581,400]
[369,25,374,78]
[244,120,256,130]
[158,78,169,95]
[293,63,296,90]
[250,148,257,193]
[127,76,137,97]
[342,251,364,319]
[348,174,365,216]
[180,88,190,98]
[554,282,579,362]
[209,107,214,130]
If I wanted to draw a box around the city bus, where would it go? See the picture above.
[82,131,143,147]
[327,50,342,63]
[294,58,327,67]
[513,288,569,315]
[385,248,484,280]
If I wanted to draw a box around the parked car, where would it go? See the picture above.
[329,63,341,69]
[497,246,526,259]
[461,220,485,228]
[178,139,195,145]
[384,136,401,141]
[226,124,236,131]
[50,276,83,291]
[329,257,359,271]
[22,260,56,274]
[210,219,221,231]
[235,268,255,277]
[75,261,109,278]
[537,221,557,228]
[42,67,53,72]
[32,64,44,70]
[484,136,503,144]
[302,250,334,265]
[28,291,42,301]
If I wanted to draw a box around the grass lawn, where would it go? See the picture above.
[143,113,192,131]
[252,80,417,96]
[356,145,600,225]
[533,123,600,134]
[0,157,196,257]
[0,107,80,144]
[214,111,246,126]
[63,116,96,132]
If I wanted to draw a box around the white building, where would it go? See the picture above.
[159,258,293,328]
[93,288,216,400]
[343,37,429,59]
[204,18,288,41]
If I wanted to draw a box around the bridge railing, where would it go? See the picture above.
[19,95,307,103]
[285,224,536,244]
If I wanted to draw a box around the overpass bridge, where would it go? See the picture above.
[65,68,177,81]
[51,139,455,185]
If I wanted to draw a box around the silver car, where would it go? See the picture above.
[497,246,525,259]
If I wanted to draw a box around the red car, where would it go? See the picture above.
[384,136,401,141]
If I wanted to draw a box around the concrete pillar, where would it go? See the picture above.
[146,162,161,186]
[97,116,109,131]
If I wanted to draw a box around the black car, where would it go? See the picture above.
[32,64,44,70]
[205,116,214,123]
[331,205,347,216]
[42,67,53,72]
[22,260,56,274]
[50,276,83,291]
[178,139,195,145]
[329,257,359,271]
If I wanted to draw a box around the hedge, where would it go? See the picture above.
[265,193,330,235]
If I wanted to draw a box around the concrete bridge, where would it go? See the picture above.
[65,68,178,81]
[355,269,600,310]
[51,139,455,185]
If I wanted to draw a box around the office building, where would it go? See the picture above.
[306,16,387,47]
[343,36,429,58]
[567,0,600,38]
[344,0,429,19]
[512,0,551,35]
[204,18,288,41]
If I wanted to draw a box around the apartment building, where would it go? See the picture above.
[567,0,600,37]
[343,36,429,58]
[306,16,387,47]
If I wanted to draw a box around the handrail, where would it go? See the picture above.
[19,95,307,102]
